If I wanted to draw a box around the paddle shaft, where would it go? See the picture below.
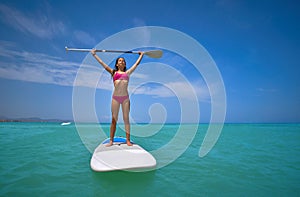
[66,47,139,54]
[65,47,163,58]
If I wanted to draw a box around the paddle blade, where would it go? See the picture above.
[145,50,163,58]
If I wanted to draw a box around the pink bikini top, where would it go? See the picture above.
[113,72,129,82]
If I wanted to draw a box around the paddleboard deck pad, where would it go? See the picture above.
[90,137,156,172]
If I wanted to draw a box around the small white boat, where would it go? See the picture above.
[61,122,71,126]
[90,137,156,172]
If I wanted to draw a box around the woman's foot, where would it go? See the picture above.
[105,141,113,147]
[126,140,133,146]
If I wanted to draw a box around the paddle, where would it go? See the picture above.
[65,47,163,58]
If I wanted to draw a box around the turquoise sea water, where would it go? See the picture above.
[0,123,299,196]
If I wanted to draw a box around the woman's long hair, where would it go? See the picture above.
[112,57,126,76]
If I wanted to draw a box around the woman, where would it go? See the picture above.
[91,49,144,146]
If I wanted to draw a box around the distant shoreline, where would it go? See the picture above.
[0,119,72,123]
[0,119,299,124]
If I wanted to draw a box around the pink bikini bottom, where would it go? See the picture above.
[112,95,129,104]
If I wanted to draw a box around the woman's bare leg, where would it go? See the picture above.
[122,99,132,146]
[106,99,120,147]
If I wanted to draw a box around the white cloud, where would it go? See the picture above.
[256,88,278,93]
[0,3,66,39]
[130,80,210,102]
[0,42,80,86]
[73,30,96,46]
[127,62,211,102]
[0,41,114,90]
[0,41,211,104]
[73,64,113,90]
[131,85,174,98]
[130,72,149,80]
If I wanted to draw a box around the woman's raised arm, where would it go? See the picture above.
[126,52,144,75]
[91,49,113,74]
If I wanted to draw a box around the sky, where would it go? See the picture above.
[0,0,299,123]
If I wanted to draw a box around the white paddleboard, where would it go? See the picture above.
[90,137,156,172]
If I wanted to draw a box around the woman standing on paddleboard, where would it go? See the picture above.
[91,49,144,146]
